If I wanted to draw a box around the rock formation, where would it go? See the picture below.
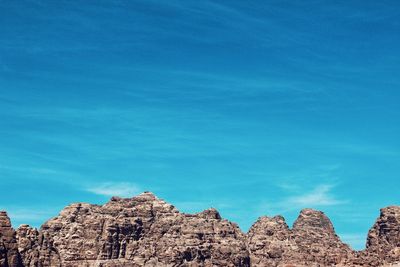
[247,215,291,266]
[11,192,249,267]
[0,192,399,266]
[247,209,353,267]
[365,206,400,265]
[0,211,22,267]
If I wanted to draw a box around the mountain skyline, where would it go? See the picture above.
[1,1,400,250]
[2,191,400,266]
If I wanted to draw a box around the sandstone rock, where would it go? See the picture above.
[290,209,353,266]
[0,211,22,267]
[0,193,399,266]
[366,206,400,265]
[247,215,290,266]
[14,192,249,266]
[248,209,353,266]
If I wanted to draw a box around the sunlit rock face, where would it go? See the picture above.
[11,192,249,267]
[248,209,353,267]
[247,215,291,266]
[0,192,400,266]
[365,206,400,265]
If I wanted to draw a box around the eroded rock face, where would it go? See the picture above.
[247,215,291,266]
[290,209,353,266]
[0,211,22,267]
[15,225,40,267]
[248,209,353,266]
[365,206,400,265]
[0,192,400,266]
[13,192,249,267]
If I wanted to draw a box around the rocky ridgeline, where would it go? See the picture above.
[247,209,354,266]
[0,192,400,266]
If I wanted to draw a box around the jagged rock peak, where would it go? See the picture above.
[293,208,335,233]
[247,215,291,266]
[257,215,288,225]
[366,205,400,262]
[103,191,178,215]
[248,215,290,234]
[197,208,222,219]
[109,191,158,202]
[377,205,400,224]
[247,210,354,266]
[139,190,157,197]
[0,211,11,228]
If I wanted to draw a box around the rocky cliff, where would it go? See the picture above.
[247,209,354,266]
[0,212,22,267]
[1,192,399,266]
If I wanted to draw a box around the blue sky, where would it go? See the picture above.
[1,0,400,250]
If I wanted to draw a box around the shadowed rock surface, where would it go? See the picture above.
[0,211,22,267]
[0,192,400,266]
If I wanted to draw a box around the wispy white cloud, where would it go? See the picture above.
[255,184,347,219]
[257,184,347,216]
[286,184,345,207]
[86,182,141,198]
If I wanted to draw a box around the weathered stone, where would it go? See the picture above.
[248,209,353,266]
[12,192,248,266]
[0,211,22,267]
[0,193,399,266]
[366,206,400,265]
[247,215,291,266]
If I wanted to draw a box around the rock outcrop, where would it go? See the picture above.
[365,206,400,265]
[247,209,353,266]
[0,211,22,267]
[0,192,399,266]
[12,192,249,267]
[247,215,291,266]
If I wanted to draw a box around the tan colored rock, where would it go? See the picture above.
[248,209,353,266]
[365,206,400,265]
[0,193,399,266]
[0,211,22,267]
[290,209,353,266]
[15,192,249,266]
[247,215,291,266]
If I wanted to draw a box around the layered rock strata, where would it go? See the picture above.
[11,193,249,267]
[0,211,22,267]
[0,192,399,266]
[247,209,353,266]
